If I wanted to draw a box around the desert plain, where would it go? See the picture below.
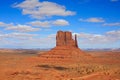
[0,49,120,80]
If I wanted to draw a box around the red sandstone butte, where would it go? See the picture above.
[37,30,93,63]
[56,31,78,47]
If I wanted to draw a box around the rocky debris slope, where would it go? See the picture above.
[36,31,93,63]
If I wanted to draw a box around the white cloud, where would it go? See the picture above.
[0,20,69,34]
[47,34,56,38]
[0,30,120,48]
[26,34,56,48]
[0,21,40,32]
[79,17,105,23]
[0,22,13,27]
[0,22,6,27]
[28,21,50,28]
[0,32,39,48]
[5,24,40,32]
[28,19,69,27]
[77,33,107,43]
[111,0,119,2]
[0,33,37,40]
[9,33,37,40]
[52,19,69,26]
[76,30,120,44]
[103,22,120,26]
[14,0,75,19]
[106,30,120,40]
[0,32,55,48]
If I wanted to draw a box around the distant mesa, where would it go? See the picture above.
[36,30,93,63]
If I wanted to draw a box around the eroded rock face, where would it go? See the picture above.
[36,30,92,63]
[56,31,78,48]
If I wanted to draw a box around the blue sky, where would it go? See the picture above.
[0,0,120,49]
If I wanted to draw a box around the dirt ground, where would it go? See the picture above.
[0,49,120,80]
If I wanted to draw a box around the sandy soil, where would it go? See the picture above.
[0,50,120,80]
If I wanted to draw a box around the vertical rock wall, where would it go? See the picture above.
[56,31,78,48]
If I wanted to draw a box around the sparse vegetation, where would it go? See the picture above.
[0,50,120,80]
[65,64,110,77]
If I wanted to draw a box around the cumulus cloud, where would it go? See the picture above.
[0,20,69,33]
[106,30,120,40]
[0,22,13,27]
[47,34,56,38]
[0,21,40,32]
[5,24,40,32]
[78,34,108,43]
[28,21,50,28]
[0,33,37,40]
[0,32,40,48]
[52,19,69,26]
[0,30,120,48]
[0,32,55,48]
[103,22,120,26]
[25,36,55,48]
[14,0,75,19]
[28,19,69,27]
[76,30,120,44]
[79,17,105,23]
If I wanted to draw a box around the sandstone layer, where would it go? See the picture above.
[56,31,78,47]
[37,30,93,63]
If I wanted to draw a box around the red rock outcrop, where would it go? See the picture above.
[36,30,93,63]
[56,31,78,47]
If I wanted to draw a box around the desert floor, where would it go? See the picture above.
[0,49,120,80]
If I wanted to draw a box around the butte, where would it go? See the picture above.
[36,30,93,64]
